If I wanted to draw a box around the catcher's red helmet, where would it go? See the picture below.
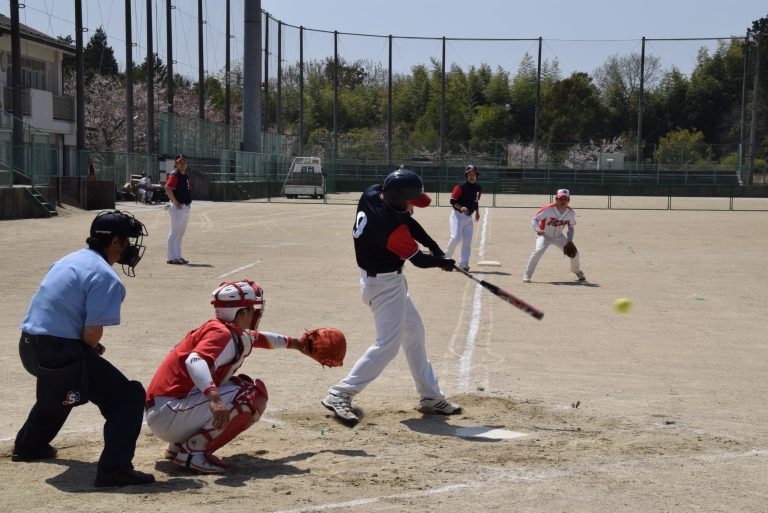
[212,280,265,329]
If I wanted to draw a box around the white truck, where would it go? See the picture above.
[281,157,325,199]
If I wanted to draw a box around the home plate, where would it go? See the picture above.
[453,427,527,440]
[477,260,501,267]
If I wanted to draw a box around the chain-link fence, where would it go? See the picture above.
[0,110,52,186]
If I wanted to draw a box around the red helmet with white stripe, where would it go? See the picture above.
[211,280,265,330]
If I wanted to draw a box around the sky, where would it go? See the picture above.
[5,0,766,81]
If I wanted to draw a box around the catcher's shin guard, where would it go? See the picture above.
[185,378,268,454]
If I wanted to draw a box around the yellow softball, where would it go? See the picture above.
[613,297,632,313]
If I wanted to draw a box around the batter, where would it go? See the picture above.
[322,169,460,426]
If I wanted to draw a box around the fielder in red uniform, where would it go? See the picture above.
[145,280,307,474]
[522,189,586,283]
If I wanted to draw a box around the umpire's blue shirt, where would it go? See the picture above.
[21,248,125,339]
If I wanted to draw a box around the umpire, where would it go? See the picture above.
[13,210,155,488]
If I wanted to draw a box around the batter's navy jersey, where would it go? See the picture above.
[353,185,420,274]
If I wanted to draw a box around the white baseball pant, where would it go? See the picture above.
[329,270,444,400]
[445,209,474,268]
[524,234,582,278]
[167,203,190,261]
[145,380,242,443]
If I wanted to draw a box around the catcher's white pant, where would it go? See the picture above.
[145,380,242,443]
[167,203,190,261]
[444,210,474,268]
[329,271,444,400]
[524,234,581,278]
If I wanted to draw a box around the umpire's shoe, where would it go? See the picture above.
[12,444,57,462]
[94,465,155,487]
[322,393,359,427]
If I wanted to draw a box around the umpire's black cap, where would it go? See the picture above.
[90,210,147,239]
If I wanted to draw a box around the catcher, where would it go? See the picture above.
[144,279,345,474]
[522,189,586,283]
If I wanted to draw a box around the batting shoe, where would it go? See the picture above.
[173,444,227,474]
[419,397,462,415]
[522,274,531,283]
[576,271,586,282]
[461,264,470,272]
[322,393,359,427]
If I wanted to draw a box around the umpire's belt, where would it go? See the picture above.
[362,268,402,278]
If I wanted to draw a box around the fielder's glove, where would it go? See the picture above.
[298,328,346,367]
[563,241,578,258]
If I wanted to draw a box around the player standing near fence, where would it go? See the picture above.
[445,164,482,271]
[165,154,192,265]
[522,189,586,283]
[322,168,460,427]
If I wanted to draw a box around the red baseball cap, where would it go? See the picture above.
[556,188,570,198]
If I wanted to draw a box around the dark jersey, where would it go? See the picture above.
[450,181,482,215]
[166,170,192,205]
[353,185,420,274]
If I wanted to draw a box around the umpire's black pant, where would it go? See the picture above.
[14,333,146,472]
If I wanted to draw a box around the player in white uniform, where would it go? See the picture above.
[137,173,153,203]
[522,189,586,283]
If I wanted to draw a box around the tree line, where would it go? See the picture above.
[64,17,767,171]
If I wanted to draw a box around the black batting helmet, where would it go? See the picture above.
[382,169,431,211]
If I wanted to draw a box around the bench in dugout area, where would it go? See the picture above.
[120,175,168,203]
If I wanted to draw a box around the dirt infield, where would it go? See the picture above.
[1,198,767,512]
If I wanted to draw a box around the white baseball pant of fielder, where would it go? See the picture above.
[167,203,190,261]
[445,209,474,269]
[523,234,582,278]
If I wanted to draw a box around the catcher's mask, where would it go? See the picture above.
[89,210,148,277]
[211,280,265,330]
[464,164,479,177]
[381,169,431,212]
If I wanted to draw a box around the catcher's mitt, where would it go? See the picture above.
[299,328,346,367]
[563,241,578,258]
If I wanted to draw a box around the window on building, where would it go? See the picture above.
[5,57,47,90]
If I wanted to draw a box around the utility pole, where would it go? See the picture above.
[125,0,134,152]
[747,33,762,184]
[242,0,262,152]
